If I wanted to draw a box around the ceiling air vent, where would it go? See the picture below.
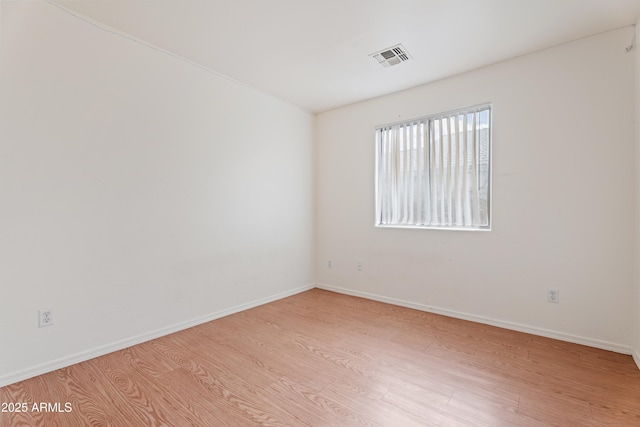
[370,44,412,68]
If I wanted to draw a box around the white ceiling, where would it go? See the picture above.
[53,0,640,113]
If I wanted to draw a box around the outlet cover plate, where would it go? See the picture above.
[547,289,559,303]
[39,309,54,327]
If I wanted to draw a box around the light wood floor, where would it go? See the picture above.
[2,289,640,426]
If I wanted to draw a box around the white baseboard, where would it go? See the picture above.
[3,282,635,388]
[0,284,315,388]
[633,348,640,370]
[315,283,633,356]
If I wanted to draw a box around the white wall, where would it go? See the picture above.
[316,27,636,352]
[0,1,313,385]
[634,19,640,368]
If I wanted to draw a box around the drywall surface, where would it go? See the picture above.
[635,19,640,368]
[0,1,313,384]
[316,27,636,351]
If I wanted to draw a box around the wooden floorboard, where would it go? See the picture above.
[2,288,640,426]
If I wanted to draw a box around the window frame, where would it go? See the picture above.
[374,103,492,231]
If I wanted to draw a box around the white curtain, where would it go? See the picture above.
[377,106,490,228]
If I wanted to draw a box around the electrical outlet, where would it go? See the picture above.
[39,309,54,327]
[547,289,559,303]
[327,260,332,269]
[357,261,363,272]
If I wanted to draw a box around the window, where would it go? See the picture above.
[375,104,491,230]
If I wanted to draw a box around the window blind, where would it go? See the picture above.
[376,105,491,229]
